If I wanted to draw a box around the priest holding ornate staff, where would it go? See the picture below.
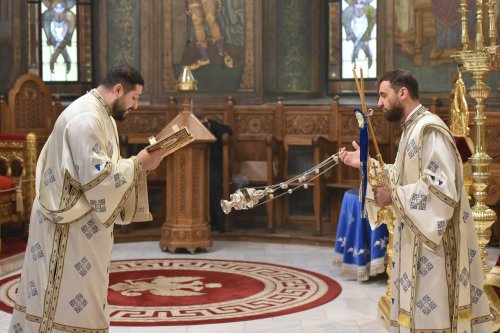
[339,69,491,332]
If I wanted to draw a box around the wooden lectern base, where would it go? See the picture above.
[160,224,212,254]
[157,105,216,254]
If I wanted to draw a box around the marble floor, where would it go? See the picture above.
[0,240,498,333]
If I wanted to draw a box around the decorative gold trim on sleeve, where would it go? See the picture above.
[457,305,472,322]
[80,163,112,192]
[471,314,493,325]
[102,157,141,228]
[391,186,438,252]
[422,175,459,209]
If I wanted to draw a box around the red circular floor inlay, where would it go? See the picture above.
[0,258,342,326]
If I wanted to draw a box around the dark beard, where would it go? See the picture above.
[111,101,128,121]
[384,105,404,123]
[111,111,126,121]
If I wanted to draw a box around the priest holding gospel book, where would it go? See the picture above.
[8,65,174,332]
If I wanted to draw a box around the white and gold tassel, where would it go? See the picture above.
[16,185,24,215]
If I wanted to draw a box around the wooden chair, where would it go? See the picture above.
[264,134,284,232]
[0,133,37,253]
[312,135,341,236]
[273,136,316,231]
[268,97,339,236]
[0,73,60,148]
[229,102,282,232]
[221,136,281,232]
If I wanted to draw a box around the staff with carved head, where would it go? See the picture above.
[351,67,394,226]
[339,69,491,332]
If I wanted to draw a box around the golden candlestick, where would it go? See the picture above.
[452,0,499,275]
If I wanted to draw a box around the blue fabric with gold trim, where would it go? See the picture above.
[353,108,368,217]
[333,188,388,281]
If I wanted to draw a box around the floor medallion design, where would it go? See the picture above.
[0,258,342,326]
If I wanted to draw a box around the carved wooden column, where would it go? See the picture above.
[160,101,216,253]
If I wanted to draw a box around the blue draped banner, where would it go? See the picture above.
[332,109,387,281]
[354,108,369,217]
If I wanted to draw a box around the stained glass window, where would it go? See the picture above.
[28,0,92,84]
[40,1,78,81]
[329,0,377,80]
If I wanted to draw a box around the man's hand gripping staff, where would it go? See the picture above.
[350,67,394,226]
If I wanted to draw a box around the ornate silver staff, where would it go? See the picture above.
[221,152,340,214]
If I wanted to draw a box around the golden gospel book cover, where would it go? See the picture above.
[145,125,194,156]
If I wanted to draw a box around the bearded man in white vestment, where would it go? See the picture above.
[340,69,492,332]
[9,64,166,333]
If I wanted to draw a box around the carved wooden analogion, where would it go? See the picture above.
[159,105,216,253]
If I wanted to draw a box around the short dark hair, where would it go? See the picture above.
[378,69,419,100]
[100,64,144,93]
